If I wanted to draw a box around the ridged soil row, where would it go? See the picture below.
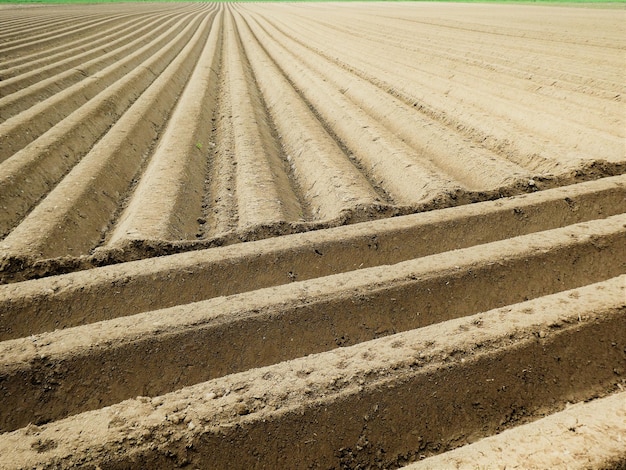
[0,2,186,36]
[223,9,301,231]
[106,10,223,246]
[244,10,534,194]
[249,8,562,176]
[0,211,624,433]
[0,3,188,72]
[0,7,212,239]
[0,15,191,123]
[2,175,624,337]
[308,12,624,137]
[231,10,386,225]
[1,3,622,270]
[0,8,74,32]
[255,6,624,175]
[0,3,193,54]
[319,7,625,85]
[0,11,101,43]
[409,391,626,469]
[1,275,624,468]
[180,8,300,238]
[0,8,219,260]
[0,5,204,126]
[236,10,459,208]
[0,10,184,99]
[295,4,625,96]
[0,16,72,41]
[202,27,238,238]
[336,16,625,149]
[0,13,131,60]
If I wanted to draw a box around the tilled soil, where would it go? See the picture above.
[0,2,625,469]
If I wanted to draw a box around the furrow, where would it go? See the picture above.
[375,53,624,162]
[288,5,625,92]
[0,4,200,71]
[0,4,624,467]
[252,12,534,193]
[202,22,238,238]
[0,11,217,260]
[0,15,148,78]
[290,12,624,137]
[2,175,624,333]
[0,14,128,60]
[232,10,385,223]
[0,12,99,44]
[106,11,223,246]
[408,391,626,470]
[265,9,625,175]
[0,3,194,54]
[0,9,197,149]
[238,12,461,207]
[0,11,210,238]
[222,10,302,230]
[0,15,71,39]
[0,12,179,100]
[310,8,624,92]
[0,214,624,431]
[378,23,623,133]
[0,276,623,467]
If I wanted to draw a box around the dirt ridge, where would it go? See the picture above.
[0,3,624,468]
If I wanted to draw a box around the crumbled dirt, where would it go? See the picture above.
[0,2,624,468]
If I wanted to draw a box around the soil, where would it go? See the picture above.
[0,2,624,469]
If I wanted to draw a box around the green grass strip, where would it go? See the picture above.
[0,0,624,4]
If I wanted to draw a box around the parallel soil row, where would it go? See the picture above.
[1,2,624,278]
[2,211,626,432]
[1,271,624,468]
[1,2,625,469]
[408,391,626,469]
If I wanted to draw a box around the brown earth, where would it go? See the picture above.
[0,2,625,469]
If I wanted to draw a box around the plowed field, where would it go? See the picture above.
[0,2,625,469]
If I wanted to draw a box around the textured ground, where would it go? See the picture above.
[0,2,624,468]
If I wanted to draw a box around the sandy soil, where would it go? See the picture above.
[0,2,624,267]
[0,2,625,468]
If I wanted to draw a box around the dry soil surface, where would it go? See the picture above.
[0,2,625,469]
